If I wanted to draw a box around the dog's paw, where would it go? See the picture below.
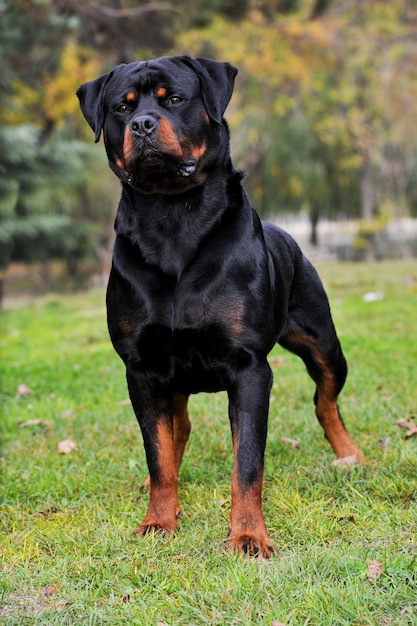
[133,508,182,538]
[133,523,174,538]
[226,534,275,559]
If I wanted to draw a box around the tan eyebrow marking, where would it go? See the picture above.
[156,87,167,98]
[126,92,136,102]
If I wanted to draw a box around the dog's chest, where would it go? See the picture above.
[133,319,243,393]
[112,277,251,393]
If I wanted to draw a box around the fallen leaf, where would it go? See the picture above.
[271,622,288,626]
[43,584,61,597]
[57,439,77,454]
[16,384,33,398]
[62,409,74,418]
[116,399,131,406]
[377,437,390,449]
[367,559,384,580]
[332,455,358,468]
[397,417,417,438]
[281,437,301,449]
[397,417,415,429]
[18,419,53,432]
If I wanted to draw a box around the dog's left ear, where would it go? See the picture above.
[181,56,238,124]
[76,70,114,143]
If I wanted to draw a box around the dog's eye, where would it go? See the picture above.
[117,104,129,114]
[167,96,183,106]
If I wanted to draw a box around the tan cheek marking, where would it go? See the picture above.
[123,125,135,168]
[156,87,167,98]
[191,144,207,161]
[158,117,183,158]
[115,157,124,169]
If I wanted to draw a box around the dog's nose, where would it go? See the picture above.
[130,115,158,136]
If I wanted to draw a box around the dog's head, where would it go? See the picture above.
[77,56,237,194]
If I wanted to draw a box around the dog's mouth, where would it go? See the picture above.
[176,160,197,177]
[115,131,207,193]
[126,153,197,178]
[128,143,197,176]
[120,152,203,194]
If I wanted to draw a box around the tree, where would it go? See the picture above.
[175,0,417,243]
[0,1,112,296]
[1,0,256,293]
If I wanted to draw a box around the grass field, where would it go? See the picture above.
[1,260,417,625]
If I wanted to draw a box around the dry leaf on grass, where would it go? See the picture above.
[367,559,384,580]
[281,437,301,449]
[397,417,417,438]
[57,439,77,454]
[43,584,61,597]
[271,622,288,626]
[18,419,53,432]
[16,384,33,398]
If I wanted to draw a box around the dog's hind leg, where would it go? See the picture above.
[278,258,365,463]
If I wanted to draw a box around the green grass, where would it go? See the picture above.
[1,260,417,625]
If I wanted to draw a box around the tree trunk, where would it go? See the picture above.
[310,205,320,246]
[360,153,374,220]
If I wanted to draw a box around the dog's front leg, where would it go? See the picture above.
[226,361,275,558]
[126,368,181,536]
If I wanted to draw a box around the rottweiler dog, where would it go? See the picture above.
[77,55,364,557]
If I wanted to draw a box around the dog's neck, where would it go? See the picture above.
[113,159,246,278]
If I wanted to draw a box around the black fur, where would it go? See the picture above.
[77,55,363,556]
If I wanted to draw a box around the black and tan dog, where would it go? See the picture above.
[77,55,364,557]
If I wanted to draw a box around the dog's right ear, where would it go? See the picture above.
[76,71,113,143]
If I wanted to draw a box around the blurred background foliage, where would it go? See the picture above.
[1,0,417,296]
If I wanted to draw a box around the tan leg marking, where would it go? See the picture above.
[227,430,274,558]
[135,420,180,536]
[137,394,191,526]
